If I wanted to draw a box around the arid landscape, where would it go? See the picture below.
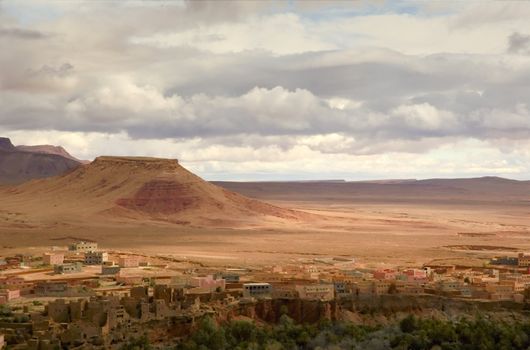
[1,152,529,269]
[4,1,530,348]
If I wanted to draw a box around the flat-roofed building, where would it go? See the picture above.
[486,284,514,300]
[119,256,140,268]
[43,252,64,266]
[101,265,121,275]
[190,275,226,292]
[295,284,334,301]
[69,241,98,252]
[220,273,240,283]
[519,253,530,267]
[84,251,108,265]
[54,262,82,274]
[243,283,272,299]
[35,281,68,295]
[0,289,20,304]
[373,280,393,295]
[373,269,396,280]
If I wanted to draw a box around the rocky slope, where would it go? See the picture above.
[0,137,82,185]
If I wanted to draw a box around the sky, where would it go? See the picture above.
[1,0,530,181]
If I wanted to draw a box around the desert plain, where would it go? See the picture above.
[1,158,529,270]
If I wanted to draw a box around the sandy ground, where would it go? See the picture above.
[1,198,529,269]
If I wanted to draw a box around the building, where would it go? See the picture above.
[272,285,299,299]
[101,265,121,275]
[519,253,530,267]
[54,262,83,274]
[35,281,68,295]
[220,273,240,283]
[0,289,20,304]
[373,269,396,280]
[69,241,98,253]
[402,269,428,281]
[118,256,140,268]
[0,276,26,289]
[373,280,394,295]
[486,284,514,300]
[190,275,226,292]
[490,256,518,266]
[295,284,335,301]
[116,274,143,285]
[43,252,64,266]
[243,283,272,299]
[84,251,108,265]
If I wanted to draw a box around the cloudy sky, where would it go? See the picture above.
[1,0,530,180]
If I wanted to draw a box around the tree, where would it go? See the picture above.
[400,315,417,333]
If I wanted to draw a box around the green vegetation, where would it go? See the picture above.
[170,314,530,350]
[120,334,152,350]
[175,315,380,350]
[0,304,12,317]
[392,314,530,350]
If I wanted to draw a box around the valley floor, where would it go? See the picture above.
[2,198,530,269]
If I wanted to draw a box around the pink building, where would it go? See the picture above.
[403,269,428,281]
[43,252,64,265]
[119,256,140,268]
[190,275,226,291]
[373,269,396,280]
[0,289,20,304]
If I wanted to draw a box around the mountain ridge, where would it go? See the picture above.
[0,137,82,185]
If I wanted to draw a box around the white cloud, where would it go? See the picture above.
[2,0,530,179]
[131,13,334,55]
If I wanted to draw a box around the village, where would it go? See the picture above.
[1,241,530,349]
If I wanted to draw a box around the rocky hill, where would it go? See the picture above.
[0,156,310,227]
[0,137,82,185]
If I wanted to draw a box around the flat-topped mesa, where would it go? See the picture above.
[94,156,179,163]
[91,156,180,171]
[1,152,310,225]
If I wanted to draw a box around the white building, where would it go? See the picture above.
[243,283,272,299]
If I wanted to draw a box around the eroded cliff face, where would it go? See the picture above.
[157,294,529,346]
[235,298,340,324]
[222,294,526,326]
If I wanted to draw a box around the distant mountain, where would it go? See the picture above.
[0,137,83,185]
[0,156,310,227]
[214,176,530,204]
[16,145,88,164]
[0,137,16,152]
